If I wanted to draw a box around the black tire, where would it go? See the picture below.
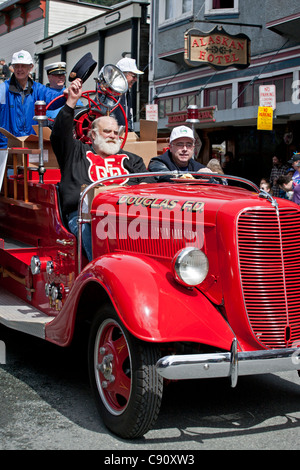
[88,304,163,439]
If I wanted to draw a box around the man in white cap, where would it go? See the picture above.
[148,125,210,182]
[0,50,65,148]
[114,57,144,131]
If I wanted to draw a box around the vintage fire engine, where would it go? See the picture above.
[0,66,299,439]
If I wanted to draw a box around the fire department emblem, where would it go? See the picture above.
[86,151,130,185]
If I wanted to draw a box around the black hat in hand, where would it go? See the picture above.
[69,52,97,83]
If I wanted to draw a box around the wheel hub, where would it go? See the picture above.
[98,350,115,384]
[94,319,132,413]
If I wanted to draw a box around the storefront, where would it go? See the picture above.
[150,1,300,185]
[165,103,300,185]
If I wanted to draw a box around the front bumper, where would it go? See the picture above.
[156,339,300,387]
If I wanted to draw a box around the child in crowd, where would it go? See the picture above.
[259,180,272,194]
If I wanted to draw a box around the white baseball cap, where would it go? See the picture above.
[170,126,194,143]
[116,57,144,75]
[11,50,33,65]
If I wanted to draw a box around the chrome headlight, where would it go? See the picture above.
[172,247,209,287]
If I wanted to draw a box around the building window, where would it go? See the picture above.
[213,0,234,8]
[158,98,173,118]
[183,0,193,13]
[238,74,293,107]
[159,0,193,25]
[204,85,232,110]
[157,94,197,118]
[179,94,196,111]
[164,0,174,20]
[205,0,239,15]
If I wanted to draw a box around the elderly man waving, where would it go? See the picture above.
[51,78,155,261]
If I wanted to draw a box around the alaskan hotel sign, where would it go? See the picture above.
[184,26,251,70]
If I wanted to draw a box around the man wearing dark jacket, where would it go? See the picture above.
[51,77,154,261]
[148,125,210,182]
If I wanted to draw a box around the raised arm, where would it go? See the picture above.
[50,78,83,170]
[65,78,83,109]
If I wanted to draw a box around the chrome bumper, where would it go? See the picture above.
[156,339,300,387]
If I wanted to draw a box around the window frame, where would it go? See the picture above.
[205,0,239,16]
[158,0,193,26]
[156,93,197,118]
[204,84,233,110]
[158,98,174,119]
[238,74,293,108]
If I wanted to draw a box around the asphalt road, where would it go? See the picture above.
[0,325,299,452]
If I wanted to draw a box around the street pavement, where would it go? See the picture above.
[0,325,299,451]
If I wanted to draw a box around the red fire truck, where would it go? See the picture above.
[0,72,299,439]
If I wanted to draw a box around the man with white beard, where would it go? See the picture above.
[51,78,153,261]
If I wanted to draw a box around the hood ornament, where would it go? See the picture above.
[259,189,278,209]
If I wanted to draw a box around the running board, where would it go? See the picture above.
[0,285,54,339]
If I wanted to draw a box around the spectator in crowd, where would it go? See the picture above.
[0,58,11,82]
[148,125,211,182]
[269,155,288,197]
[283,156,300,200]
[259,180,272,195]
[0,50,64,148]
[287,152,300,183]
[207,158,224,174]
[207,158,228,184]
[50,78,155,261]
[277,174,300,204]
[285,167,294,179]
[113,57,144,132]
[222,151,238,175]
[260,177,268,186]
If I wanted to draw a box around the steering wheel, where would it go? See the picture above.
[46,90,128,148]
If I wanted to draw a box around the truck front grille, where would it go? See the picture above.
[116,221,203,258]
[237,207,300,349]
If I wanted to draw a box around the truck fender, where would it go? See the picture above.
[90,253,234,350]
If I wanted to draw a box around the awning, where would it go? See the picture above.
[158,48,184,64]
[266,12,300,38]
